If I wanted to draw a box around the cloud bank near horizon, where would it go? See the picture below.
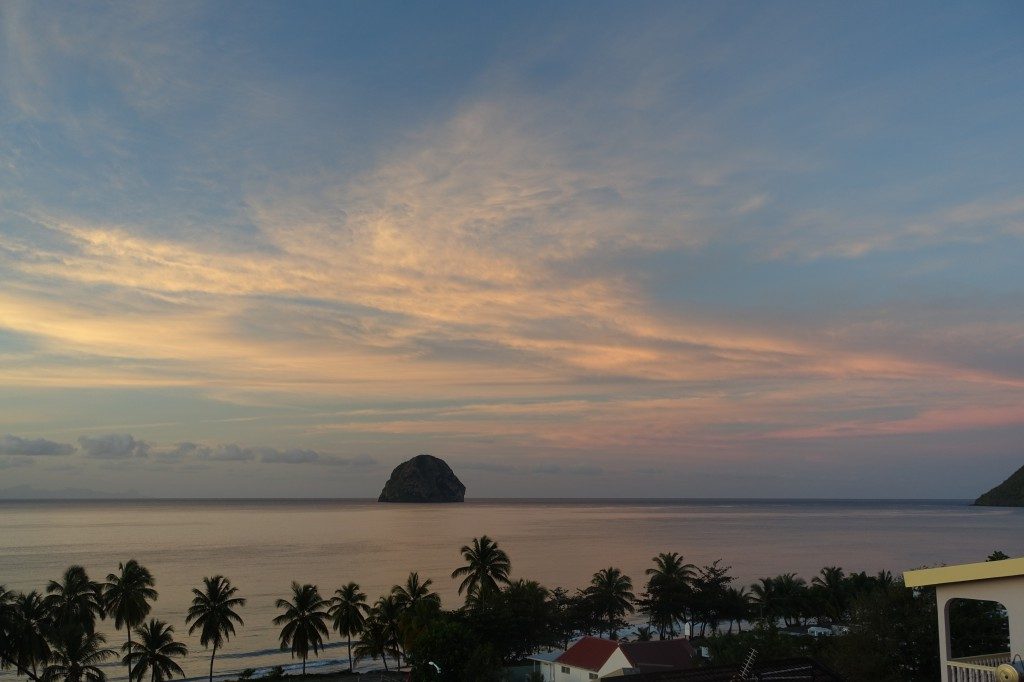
[1,2,1023,498]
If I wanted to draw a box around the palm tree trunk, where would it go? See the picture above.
[347,634,353,673]
[126,629,134,682]
[302,655,306,677]
[209,645,217,682]
[382,654,388,672]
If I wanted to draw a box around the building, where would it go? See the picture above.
[528,636,697,681]
[904,557,1024,682]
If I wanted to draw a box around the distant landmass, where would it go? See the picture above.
[974,465,1024,507]
[378,454,466,503]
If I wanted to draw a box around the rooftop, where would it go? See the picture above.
[555,637,621,671]
[903,556,1024,587]
[621,639,697,672]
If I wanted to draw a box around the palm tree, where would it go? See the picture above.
[0,585,31,678]
[373,594,404,669]
[875,570,895,590]
[41,629,115,682]
[105,561,158,682]
[353,615,394,672]
[328,583,369,673]
[722,586,750,633]
[645,552,696,587]
[774,573,808,626]
[749,577,776,625]
[11,591,52,677]
[185,576,245,682]
[811,566,846,624]
[122,620,187,682]
[643,552,695,638]
[451,535,511,603]
[45,566,105,634]
[273,583,330,676]
[391,572,440,611]
[585,567,635,638]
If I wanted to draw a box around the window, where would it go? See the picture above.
[560,666,570,674]
[589,675,599,680]
[947,597,1009,659]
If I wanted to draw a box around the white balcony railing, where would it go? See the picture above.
[947,652,1011,682]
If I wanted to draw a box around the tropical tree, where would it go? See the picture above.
[585,567,634,638]
[353,614,395,672]
[397,598,443,658]
[691,561,734,636]
[0,585,36,679]
[41,629,115,682]
[122,620,187,682]
[750,574,809,627]
[774,573,809,626]
[373,594,404,669]
[328,583,369,673]
[391,572,440,611]
[104,560,158,682]
[721,586,750,633]
[811,566,847,624]
[185,576,246,682]
[642,552,695,638]
[646,553,695,590]
[45,567,104,634]
[11,591,53,677]
[464,579,558,664]
[451,536,511,603]
[875,570,896,590]
[750,577,780,626]
[273,583,330,676]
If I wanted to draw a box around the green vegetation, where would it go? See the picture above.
[328,584,369,673]
[185,576,246,682]
[273,583,330,676]
[122,620,188,682]
[0,543,1015,681]
[104,561,158,682]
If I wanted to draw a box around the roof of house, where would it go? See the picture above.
[903,556,1024,587]
[621,639,697,672]
[554,636,698,673]
[555,637,622,671]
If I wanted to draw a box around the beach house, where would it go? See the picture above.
[528,636,697,680]
[904,557,1024,681]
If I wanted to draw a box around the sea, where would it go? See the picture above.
[1,498,1021,679]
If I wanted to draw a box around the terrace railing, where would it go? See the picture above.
[946,652,1011,682]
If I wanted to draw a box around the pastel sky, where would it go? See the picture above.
[1,1,1022,498]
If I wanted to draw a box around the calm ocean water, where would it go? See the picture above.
[1,498,1021,678]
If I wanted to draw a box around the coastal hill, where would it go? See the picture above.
[378,454,466,503]
[975,464,1024,506]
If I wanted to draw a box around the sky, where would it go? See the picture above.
[0,1,1022,498]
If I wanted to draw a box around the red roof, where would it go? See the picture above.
[621,639,697,672]
[555,636,621,671]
